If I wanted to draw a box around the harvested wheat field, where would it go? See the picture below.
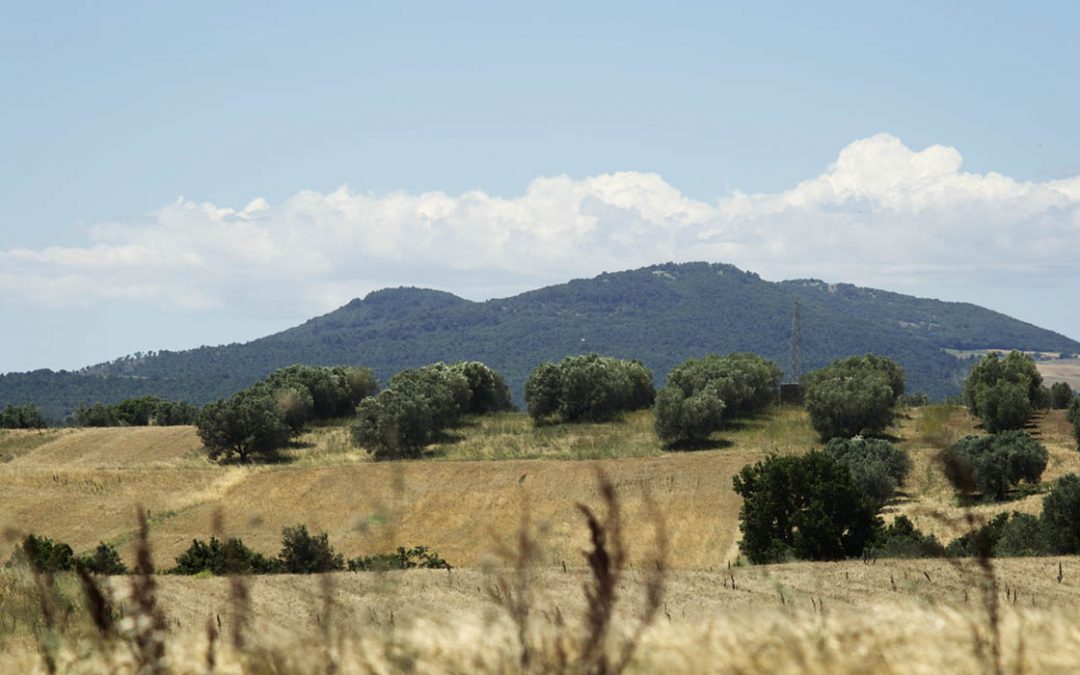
[4,558,1080,673]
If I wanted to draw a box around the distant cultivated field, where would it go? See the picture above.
[2,406,1078,567]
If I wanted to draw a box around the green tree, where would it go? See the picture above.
[824,436,911,508]
[654,353,781,445]
[866,516,945,559]
[351,388,435,459]
[79,542,128,575]
[278,525,344,574]
[196,390,293,463]
[963,351,1043,431]
[450,361,514,414]
[1049,382,1073,410]
[172,537,279,575]
[1041,473,1080,554]
[733,451,881,563]
[942,431,1048,501]
[0,404,47,429]
[19,535,74,573]
[523,354,655,424]
[1068,397,1080,450]
[803,355,904,440]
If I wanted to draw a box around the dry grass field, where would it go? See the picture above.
[3,405,1080,672]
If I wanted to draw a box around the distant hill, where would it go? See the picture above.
[3,262,1079,420]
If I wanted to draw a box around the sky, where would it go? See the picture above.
[2,1,1080,373]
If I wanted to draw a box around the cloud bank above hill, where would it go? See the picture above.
[3,133,1079,316]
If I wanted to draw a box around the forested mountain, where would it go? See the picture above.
[4,262,1078,420]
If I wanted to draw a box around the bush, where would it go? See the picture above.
[18,534,74,573]
[74,397,198,427]
[524,354,655,424]
[654,353,780,445]
[824,436,911,507]
[733,451,881,563]
[172,537,279,575]
[278,525,344,574]
[942,431,1048,501]
[79,542,128,575]
[994,513,1048,557]
[963,351,1043,431]
[945,512,1011,557]
[803,355,904,440]
[351,388,436,459]
[347,546,451,572]
[0,404,47,429]
[866,516,945,558]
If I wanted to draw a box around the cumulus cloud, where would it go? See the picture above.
[3,133,1079,315]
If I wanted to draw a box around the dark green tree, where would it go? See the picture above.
[79,542,128,575]
[733,451,881,563]
[450,361,514,414]
[278,525,344,574]
[942,431,1048,501]
[19,534,74,573]
[654,353,781,445]
[172,537,279,575]
[866,516,945,559]
[803,355,904,440]
[196,390,293,463]
[524,354,655,424]
[0,404,47,429]
[1041,473,1080,554]
[824,436,912,507]
[963,351,1043,431]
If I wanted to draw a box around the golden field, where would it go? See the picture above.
[2,405,1080,672]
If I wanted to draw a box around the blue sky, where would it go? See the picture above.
[2,1,1080,373]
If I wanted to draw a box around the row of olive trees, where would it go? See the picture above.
[524,354,655,424]
[76,396,199,428]
[350,361,513,459]
[197,365,378,462]
[0,403,47,429]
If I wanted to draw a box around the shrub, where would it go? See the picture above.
[172,537,280,575]
[733,451,881,563]
[942,431,1048,501]
[278,525,344,574]
[824,436,911,507]
[654,353,780,445]
[351,387,436,459]
[963,351,1043,431]
[18,534,74,573]
[945,512,1011,557]
[524,354,655,424]
[866,516,945,558]
[264,365,378,420]
[994,513,1048,557]
[79,542,128,575]
[347,546,451,572]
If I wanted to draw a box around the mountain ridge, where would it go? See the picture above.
[3,261,1078,419]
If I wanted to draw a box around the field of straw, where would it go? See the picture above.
[2,405,1080,672]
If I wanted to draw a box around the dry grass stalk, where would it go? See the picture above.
[127,507,169,674]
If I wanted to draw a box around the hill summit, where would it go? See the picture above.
[3,262,1078,419]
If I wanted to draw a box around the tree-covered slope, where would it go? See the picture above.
[4,262,1078,420]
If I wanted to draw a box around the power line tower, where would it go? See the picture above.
[788,298,802,384]
[781,299,805,405]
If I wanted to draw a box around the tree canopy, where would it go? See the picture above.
[962,351,1043,432]
[803,355,904,440]
[524,354,655,424]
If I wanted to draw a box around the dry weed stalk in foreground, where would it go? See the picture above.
[489,469,669,675]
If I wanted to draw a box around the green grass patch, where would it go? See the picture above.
[0,429,62,463]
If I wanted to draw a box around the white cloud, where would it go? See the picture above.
[3,133,1080,315]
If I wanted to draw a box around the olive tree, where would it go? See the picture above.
[803,355,903,440]
[963,351,1043,431]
